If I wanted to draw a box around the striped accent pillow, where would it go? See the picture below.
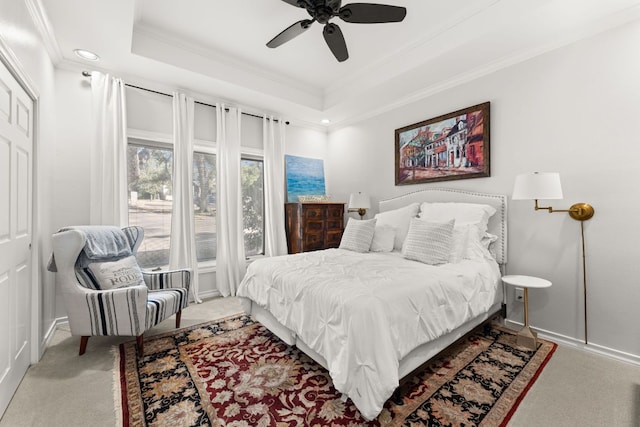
[402,218,455,265]
[339,218,377,253]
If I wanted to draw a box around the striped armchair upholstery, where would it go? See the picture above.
[51,226,191,356]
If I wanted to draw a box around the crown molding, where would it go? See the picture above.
[0,33,40,98]
[25,0,63,65]
[132,22,322,102]
[323,0,501,107]
[329,5,640,131]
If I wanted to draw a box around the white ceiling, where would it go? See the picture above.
[39,0,640,128]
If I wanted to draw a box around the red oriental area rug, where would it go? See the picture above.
[115,314,556,427]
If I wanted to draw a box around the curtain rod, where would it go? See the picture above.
[81,71,289,125]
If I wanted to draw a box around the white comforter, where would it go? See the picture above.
[236,248,501,420]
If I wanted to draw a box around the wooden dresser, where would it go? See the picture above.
[285,202,345,254]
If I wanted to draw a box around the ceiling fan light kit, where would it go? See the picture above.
[267,0,407,62]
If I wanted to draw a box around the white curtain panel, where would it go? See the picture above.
[169,93,201,303]
[216,104,246,297]
[89,72,128,226]
[263,116,288,257]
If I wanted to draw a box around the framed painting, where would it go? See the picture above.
[395,102,490,185]
[285,155,326,203]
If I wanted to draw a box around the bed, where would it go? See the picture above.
[236,188,507,420]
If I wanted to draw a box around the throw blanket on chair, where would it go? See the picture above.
[47,226,132,272]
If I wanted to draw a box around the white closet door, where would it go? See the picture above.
[0,58,33,416]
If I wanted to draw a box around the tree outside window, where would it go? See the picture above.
[127,144,173,268]
[241,158,264,256]
[127,143,265,268]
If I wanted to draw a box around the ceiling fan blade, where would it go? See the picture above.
[339,3,407,23]
[323,23,348,62]
[267,19,314,48]
[280,0,307,7]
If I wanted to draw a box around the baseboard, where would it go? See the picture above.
[504,319,640,367]
[41,316,69,353]
[196,289,221,301]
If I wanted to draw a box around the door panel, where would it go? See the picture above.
[0,79,10,122]
[15,263,29,358]
[0,58,33,417]
[16,147,29,235]
[0,272,9,384]
[0,137,9,241]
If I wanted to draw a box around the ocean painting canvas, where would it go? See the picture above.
[285,155,326,203]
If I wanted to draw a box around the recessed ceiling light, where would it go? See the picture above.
[321,119,331,125]
[74,49,100,61]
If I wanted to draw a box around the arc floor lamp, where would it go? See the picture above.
[512,172,594,344]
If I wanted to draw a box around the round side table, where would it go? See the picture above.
[502,275,552,349]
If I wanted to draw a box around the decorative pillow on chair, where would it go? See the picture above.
[339,218,377,253]
[86,256,145,290]
[402,219,455,265]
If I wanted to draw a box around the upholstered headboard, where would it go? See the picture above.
[379,188,508,266]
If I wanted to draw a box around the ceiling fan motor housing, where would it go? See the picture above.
[304,0,342,23]
[269,0,407,62]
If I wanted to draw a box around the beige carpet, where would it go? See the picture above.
[1,297,640,426]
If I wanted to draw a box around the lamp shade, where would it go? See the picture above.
[348,192,371,209]
[512,172,563,200]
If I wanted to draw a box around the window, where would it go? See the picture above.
[241,158,264,256]
[127,143,173,269]
[127,145,264,268]
[193,151,216,263]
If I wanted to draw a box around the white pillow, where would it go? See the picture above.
[370,224,395,252]
[464,232,499,260]
[402,219,455,265]
[449,224,472,263]
[374,202,420,251]
[418,202,496,238]
[339,218,377,253]
[87,256,144,290]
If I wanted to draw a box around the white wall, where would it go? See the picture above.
[51,69,92,317]
[0,0,58,356]
[327,20,640,360]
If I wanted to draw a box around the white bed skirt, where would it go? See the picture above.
[241,296,504,401]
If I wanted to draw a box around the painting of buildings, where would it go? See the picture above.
[395,102,490,185]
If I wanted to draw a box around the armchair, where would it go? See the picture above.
[51,226,191,355]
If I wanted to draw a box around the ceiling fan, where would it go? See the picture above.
[267,0,407,62]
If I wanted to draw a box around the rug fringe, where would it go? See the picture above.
[112,345,123,427]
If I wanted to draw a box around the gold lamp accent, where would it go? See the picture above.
[512,172,594,344]
[347,192,371,220]
[532,199,595,221]
[513,172,595,222]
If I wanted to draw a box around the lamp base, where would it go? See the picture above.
[517,325,538,350]
[569,203,594,221]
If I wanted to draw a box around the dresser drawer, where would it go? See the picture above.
[326,219,342,230]
[326,230,343,248]
[305,220,324,233]
[303,232,325,251]
[326,205,344,219]
[303,206,326,219]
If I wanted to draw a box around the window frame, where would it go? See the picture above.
[240,150,266,260]
[127,136,175,270]
[193,142,217,271]
[127,130,266,270]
